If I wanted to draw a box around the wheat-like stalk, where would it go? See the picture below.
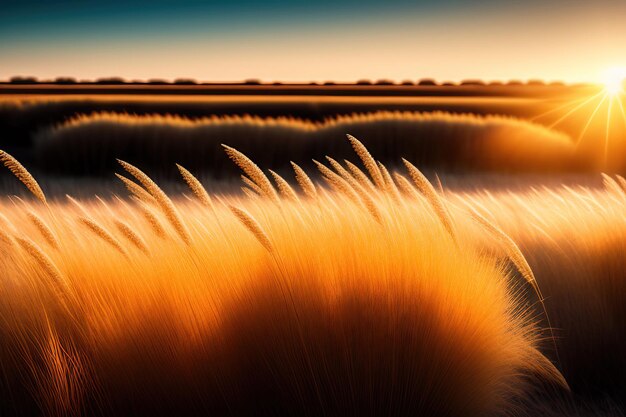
[241,175,263,196]
[115,220,150,255]
[326,157,382,220]
[269,170,299,202]
[314,160,361,201]
[118,160,191,244]
[26,211,59,249]
[0,226,14,246]
[466,205,561,361]
[402,159,457,242]
[315,160,381,222]
[222,145,278,202]
[15,237,67,294]
[601,173,624,197]
[326,157,354,184]
[346,134,384,188]
[0,150,47,204]
[527,346,569,391]
[65,195,90,217]
[241,187,259,199]
[393,173,424,200]
[467,208,540,297]
[615,174,626,193]
[344,159,375,190]
[377,162,401,205]
[0,212,16,230]
[176,164,213,208]
[229,206,273,252]
[0,214,15,245]
[115,174,155,204]
[134,198,166,239]
[78,216,128,257]
[290,162,317,199]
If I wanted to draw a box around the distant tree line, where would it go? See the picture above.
[2,75,575,87]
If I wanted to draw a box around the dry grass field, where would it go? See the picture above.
[0,138,624,416]
[32,111,576,176]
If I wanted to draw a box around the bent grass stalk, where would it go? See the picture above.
[26,210,59,249]
[134,199,167,239]
[222,145,279,202]
[114,220,150,256]
[15,236,67,295]
[346,134,384,188]
[269,170,300,202]
[466,206,562,367]
[0,150,47,204]
[324,157,382,223]
[177,164,213,208]
[115,174,155,205]
[229,205,273,252]
[118,160,191,244]
[290,161,317,199]
[78,216,128,257]
[344,159,375,191]
[241,175,264,196]
[403,158,457,243]
[377,162,402,205]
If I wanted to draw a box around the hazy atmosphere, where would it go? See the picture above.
[2,0,626,82]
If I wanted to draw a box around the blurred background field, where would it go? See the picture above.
[1,82,621,193]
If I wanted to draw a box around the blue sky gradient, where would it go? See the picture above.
[1,0,625,82]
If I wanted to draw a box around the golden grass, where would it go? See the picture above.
[291,161,317,198]
[118,159,191,244]
[222,144,279,202]
[269,169,299,202]
[0,141,572,416]
[26,210,59,249]
[403,158,457,242]
[0,150,47,204]
[78,216,128,257]
[115,173,156,204]
[34,110,578,176]
[176,164,213,208]
[347,134,384,187]
[455,183,626,399]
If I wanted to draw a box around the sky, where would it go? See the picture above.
[1,0,626,83]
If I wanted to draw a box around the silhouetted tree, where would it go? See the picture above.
[147,79,169,85]
[375,79,394,86]
[244,79,261,85]
[54,77,77,84]
[174,78,197,85]
[356,79,372,85]
[527,79,545,86]
[418,79,437,86]
[507,80,523,86]
[460,79,485,86]
[9,76,38,84]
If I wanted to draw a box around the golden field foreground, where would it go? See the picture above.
[0,139,624,416]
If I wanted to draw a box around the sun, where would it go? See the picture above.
[601,67,626,95]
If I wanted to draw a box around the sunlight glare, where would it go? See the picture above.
[601,67,626,95]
